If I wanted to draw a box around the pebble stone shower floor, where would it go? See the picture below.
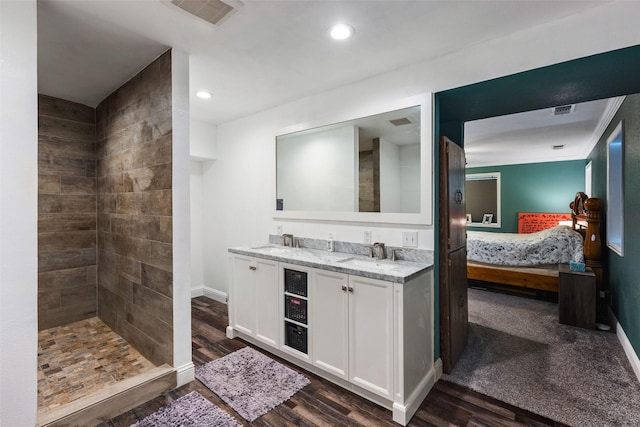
[37,317,156,415]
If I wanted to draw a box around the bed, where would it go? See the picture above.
[466,194,603,293]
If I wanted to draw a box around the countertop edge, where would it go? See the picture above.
[228,247,434,283]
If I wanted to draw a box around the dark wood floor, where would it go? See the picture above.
[100,297,567,427]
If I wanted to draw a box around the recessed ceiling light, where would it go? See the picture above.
[197,91,212,99]
[329,23,354,40]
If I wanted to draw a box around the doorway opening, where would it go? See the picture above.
[434,44,640,424]
[436,42,640,373]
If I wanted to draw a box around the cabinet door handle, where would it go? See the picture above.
[341,285,347,292]
[249,266,257,271]
[348,287,354,293]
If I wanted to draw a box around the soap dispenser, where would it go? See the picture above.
[327,233,334,252]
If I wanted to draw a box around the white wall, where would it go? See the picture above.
[190,118,217,160]
[200,2,640,295]
[277,125,357,212]
[189,118,215,295]
[171,50,194,386]
[379,138,401,212]
[378,140,420,213]
[190,161,205,290]
[400,144,421,213]
[0,1,38,425]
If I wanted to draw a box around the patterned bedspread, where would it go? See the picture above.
[467,225,584,266]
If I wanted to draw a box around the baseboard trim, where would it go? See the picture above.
[392,368,436,426]
[204,287,227,303]
[191,286,227,303]
[175,361,195,387]
[434,357,443,381]
[609,307,640,383]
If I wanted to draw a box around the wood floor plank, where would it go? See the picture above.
[436,381,517,420]
[103,296,566,427]
[417,389,473,426]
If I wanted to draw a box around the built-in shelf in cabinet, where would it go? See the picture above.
[283,268,308,354]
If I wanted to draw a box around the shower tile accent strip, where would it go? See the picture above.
[37,317,156,414]
[96,50,174,365]
[38,95,97,330]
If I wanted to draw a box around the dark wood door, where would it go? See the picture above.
[439,136,469,374]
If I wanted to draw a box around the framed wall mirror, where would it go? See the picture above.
[273,94,432,225]
[466,172,501,228]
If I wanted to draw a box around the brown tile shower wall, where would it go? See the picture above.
[96,51,173,365]
[38,95,97,331]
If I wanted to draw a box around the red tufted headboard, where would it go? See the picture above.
[517,212,572,233]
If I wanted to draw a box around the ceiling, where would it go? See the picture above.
[464,96,623,168]
[37,1,621,167]
[37,0,609,127]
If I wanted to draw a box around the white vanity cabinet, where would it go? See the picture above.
[312,271,393,399]
[348,275,394,399]
[229,254,280,347]
[312,269,350,379]
[227,248,435,426]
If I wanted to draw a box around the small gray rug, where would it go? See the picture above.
[195,346,310,421]
[443,288,640,426]
[130,391,240,427]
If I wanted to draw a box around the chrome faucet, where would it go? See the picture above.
[281,233,294,247]
[372,242,386,259]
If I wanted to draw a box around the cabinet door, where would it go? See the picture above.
[348,275,394,399]
[254,258,280,347]
[312,270,349,380]
[231,254,256,335]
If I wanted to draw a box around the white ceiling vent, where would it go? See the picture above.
[389,117,412,126]
[552,144,565,150]
[171,0,240,25]
[553,104,575,116]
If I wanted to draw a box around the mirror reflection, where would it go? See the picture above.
[276,106,421,213]
[466,172,501,227]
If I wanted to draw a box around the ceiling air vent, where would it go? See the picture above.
[552,144,565,150]
[553,104,575,116]
[171,0,239,25]
[389,117,412,126]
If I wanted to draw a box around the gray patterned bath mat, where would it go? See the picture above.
[195,346,310,421]
[130,391,240,427]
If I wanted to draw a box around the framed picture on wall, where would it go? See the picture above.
[482,213,493,224]
[466,214,472,223]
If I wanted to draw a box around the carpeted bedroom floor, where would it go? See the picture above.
[443,288,640,426]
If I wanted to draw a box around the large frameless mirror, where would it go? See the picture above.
[273,94,432,225]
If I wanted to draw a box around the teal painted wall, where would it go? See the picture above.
[433,97,440,360]
[466,161,586,233]
[588,93,640,358]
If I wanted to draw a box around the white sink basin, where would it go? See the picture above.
[251,245,294,256]
[337,257,395,269]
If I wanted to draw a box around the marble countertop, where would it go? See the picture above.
[228,244,433,283]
